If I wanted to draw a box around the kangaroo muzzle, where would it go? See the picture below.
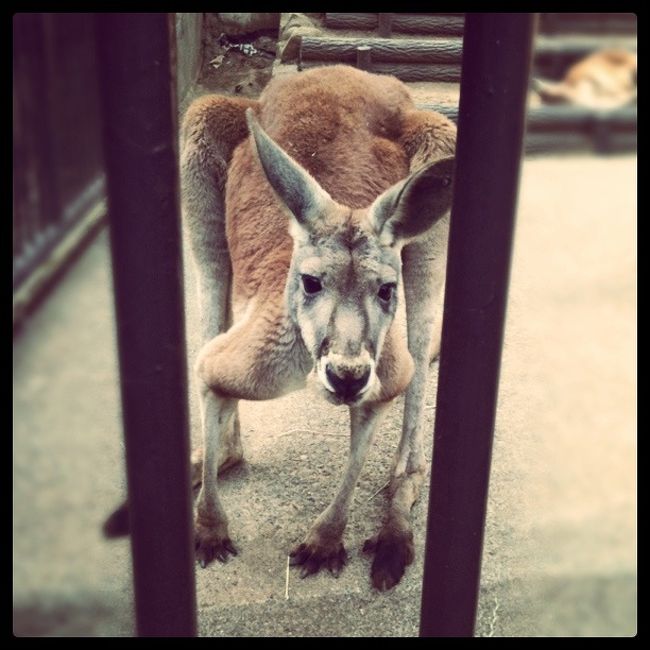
[318,351,375,403]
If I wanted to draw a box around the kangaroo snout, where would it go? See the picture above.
[325,364,371,401]
[319,351,374,402]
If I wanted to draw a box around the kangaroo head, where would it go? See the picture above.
[246,109,454,405]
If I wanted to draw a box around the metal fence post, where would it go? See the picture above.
[419,13,536,637]
[94,13,197,637]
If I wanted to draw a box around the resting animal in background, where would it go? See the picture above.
[181,64,455,590]
[533,48,637,110]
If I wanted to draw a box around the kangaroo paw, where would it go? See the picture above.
[363,528,414,591]
[195,520,238,568]
[289,540,348,578]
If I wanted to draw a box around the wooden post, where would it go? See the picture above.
[356,45,372,70]
[377,13,393,37]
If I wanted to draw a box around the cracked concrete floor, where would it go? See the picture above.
[13,154,636,636]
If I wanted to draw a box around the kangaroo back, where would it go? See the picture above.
[225,66,415,301]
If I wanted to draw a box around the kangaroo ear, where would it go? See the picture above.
[246,109,334,230]
[369,157,455,247]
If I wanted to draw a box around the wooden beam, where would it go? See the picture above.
[300,59,462,82]
[325,13,465,35]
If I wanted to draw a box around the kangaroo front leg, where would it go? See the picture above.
[290,402,389,578]
[366,230,448,591]
[195,386,239,567]
[364,367,430,590]
[364,392,428,590]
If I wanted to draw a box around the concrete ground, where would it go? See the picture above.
[13,153,636,636]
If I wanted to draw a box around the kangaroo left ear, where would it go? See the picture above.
[369,157,455,247]
[246,108,336,231]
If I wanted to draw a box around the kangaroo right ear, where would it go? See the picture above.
[369,157,455,247]
[246,109,335,231]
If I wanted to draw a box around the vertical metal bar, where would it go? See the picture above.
[94,13,197,637]
[419,13,536,637]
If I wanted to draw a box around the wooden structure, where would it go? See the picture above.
[294,12,637,154]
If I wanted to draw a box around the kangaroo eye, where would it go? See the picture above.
[302,275,322,294]
[378,283,396,302]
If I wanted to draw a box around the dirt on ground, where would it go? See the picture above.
[193,13,456,108]
[197,14,279,98]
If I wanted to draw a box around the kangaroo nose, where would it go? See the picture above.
[325,365,371,401]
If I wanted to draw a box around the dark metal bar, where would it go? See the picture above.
[94,13,197,637]
[419,13,536,637]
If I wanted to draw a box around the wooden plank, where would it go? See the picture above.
[301,34,635,74]
[414,107,636,153]
[301,36,463,63]
[539,12,637,34]
[419,103,637,131]
[528,105,637,130]
[325,13,465,35]
[535,34,636,57]
[525,130,636,154]
[300,59,462,82]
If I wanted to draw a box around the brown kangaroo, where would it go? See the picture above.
[533,48,637,109]
[180,64,456,591]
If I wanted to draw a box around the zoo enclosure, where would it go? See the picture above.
[12,13,202,329]
[13,12,637,326]
[91,12,533,637]
[13,14,105,321]
[12,11,632,637]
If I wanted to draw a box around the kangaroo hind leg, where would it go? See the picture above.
[181,95,259,478]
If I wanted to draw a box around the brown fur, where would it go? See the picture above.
[224,66,415,305]
[182,95,258,189]
[182,65,457,588]
[222,66,452,393]
[534,48,637,109]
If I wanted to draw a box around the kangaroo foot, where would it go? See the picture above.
[195,518,238,568]
[363,527,414,591]
[289,539,348,578]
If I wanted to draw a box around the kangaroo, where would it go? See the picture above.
[178,65,456,591]
[533,48,637,110]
